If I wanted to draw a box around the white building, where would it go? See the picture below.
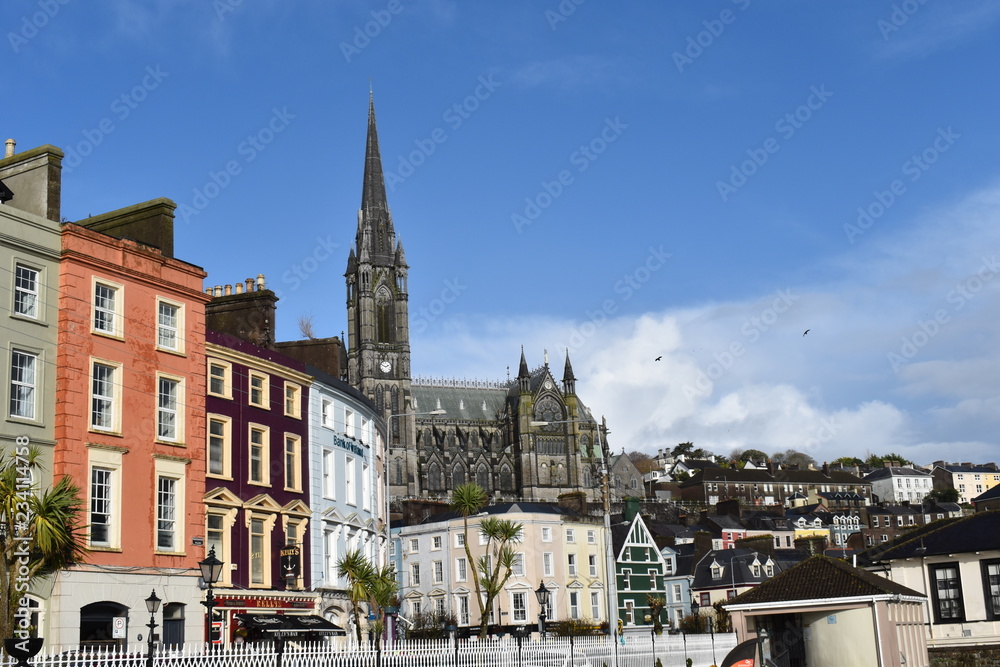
[864,465,934,504]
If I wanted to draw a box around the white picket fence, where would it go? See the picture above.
[5,634,738,667]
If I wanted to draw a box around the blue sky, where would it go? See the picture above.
[6,1,1000,467]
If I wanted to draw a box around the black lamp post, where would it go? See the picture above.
[145,590,161,667]
[199,546,225,646]
[534,581,550,640]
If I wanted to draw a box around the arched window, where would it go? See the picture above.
[452,465,466,489]
[393,458,404,486]
[80,601,129,647]
[427,463,442,491]
[500,466,513,491]
[375,290,394,343]
[476,465,490,490]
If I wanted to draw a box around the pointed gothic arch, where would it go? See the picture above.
[375,287,394,343]
[476,464,490,490]
[427,462,443,491]
[452,463,466,489]
[499,464,513,492]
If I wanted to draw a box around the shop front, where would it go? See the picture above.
[213,594,320,644]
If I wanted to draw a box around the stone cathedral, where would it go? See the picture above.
[345,95,609,504]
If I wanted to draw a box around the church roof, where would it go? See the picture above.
[412,383,509,423]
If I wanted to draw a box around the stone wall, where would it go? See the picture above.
[930,645,1000,667]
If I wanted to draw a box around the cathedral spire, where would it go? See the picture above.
[562,348,576,395]
[361,91,389,217]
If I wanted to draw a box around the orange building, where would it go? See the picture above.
[51,201,211,647]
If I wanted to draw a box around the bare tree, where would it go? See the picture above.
[298,314,317,339]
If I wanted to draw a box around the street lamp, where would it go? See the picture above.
[145,590,161,667]
[534,581,550,639]
[199,546,224,645]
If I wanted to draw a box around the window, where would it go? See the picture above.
[93,280,122,336]
[284,434,301,491]
[589,554,598,577]
[455,533,465,548]
[543,552,553,577]
[752,563,761,577]
[345,456,356,505]
[432,536,442,550]
[433,560,443,584]
[283,382,301,418]
[90,467,113,546]
[321,398,335,428]
[512,592,526,622]
[568,554,577,577]
[541,527,552,542]
[569,592,579,620]
[624,600,634,624]
[456,557,467,582]
[248,425,269,484]
[157,300,181,352]
[700,592,711,608]
[435,598,445,616]
[873,516,879,528]
[207,416,231,478]
[512,552,525,577]
[411,562,420,585]
[591,592,601,619]
[411,601,421,616]
[410,538,419,553]
[90,361,119,432]
[323,450,335,499]
[248,371,268,408]
[345,409,355,437]
[673,584,682,604]
[588,530,596,544]
[9,350,37,419]
[982,559,1000,621]
[207,360,231,398]
[156,476,178,551]
[13,264,39,318]
[459,596,470,625]
[566,528,575,543]
[250,518,267,586]
[665,558,674,575]
[622,569,631,590]
[711,565,722,580]
[930,564,964,623]
[157,376,181,442]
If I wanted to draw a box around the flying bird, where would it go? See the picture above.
[803,329,810,337]
[655,356,662,361]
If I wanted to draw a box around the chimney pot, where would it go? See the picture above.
[256,274,266,290]
[245,278,254,292]
[213,285,222,297]
[204,288,212,295]
[224,284,232,296]
[883,461,892,468]
[4,139,14,158]
[235,282,244,295]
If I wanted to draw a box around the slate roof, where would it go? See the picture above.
[691,548,806,589]
[973,486,1000,503]
[417,501,582,525]
[936,464,999,473]
[859,511,1000,562]
[724,555,924,607]
[411,384,509,423]
[865,467,932,481]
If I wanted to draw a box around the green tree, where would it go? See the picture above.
[734,448,768,464]
[0,445,86,642]
[336,548,376,643]
[865,453,913,468]
[925,487,959,503]
[450,482,489,634]
[475,516,524,638]
[771,449,816,469]
[834,456,863,467]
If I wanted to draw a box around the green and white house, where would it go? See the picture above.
[612,501,669,631]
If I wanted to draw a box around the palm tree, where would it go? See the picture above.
[0,445,86,640]
[368,563,398,640]
[476,516,523,637]
[337,549,376,643]
[450,483,488,632]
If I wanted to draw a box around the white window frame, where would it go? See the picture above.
[156,374,184,443]
[13,263,40,319]
[248,371,269,409]
[87,446,124,549]
[512,552,525,577]
[512,592,527,622]
[411,562,420,585]
[588,530,596,544]
[568,553,577,577]
[591,591,601,620]
[456,557,468,582]
[541,526,552,542]
[90,359,122,433]
[566,528,575,543]
[207,414,232,479]
[432,536,442,551]
[207,359,232,399]
[344,408,355,437]
[156,298,183,353]
[283,381,301,419]
[362,463,371,511]
[321,397,335,429]
[454,532,465,548]
[92,278,123,337]
[589,554,598,577]
[322,449,336,499]
[345,456,356,506]
[284,433,302,492]
[569,591,579,620]
[248,424,270,485]
[543,552,553,577]
[433,560,443,584]
[206,507,236,587]
[9,349,38,420]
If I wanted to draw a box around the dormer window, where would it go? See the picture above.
[751,562,761,577]
[765,561,775,577]
[711,563,722,580]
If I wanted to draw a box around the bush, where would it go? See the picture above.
[549,618,603,636]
